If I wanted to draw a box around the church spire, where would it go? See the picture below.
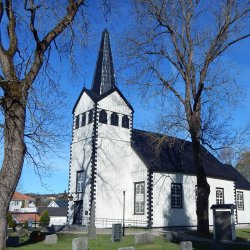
[91,29,116,96]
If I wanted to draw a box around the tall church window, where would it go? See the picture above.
[81,113,86,127]
[122,115,129,128]
[111,112,119,126]
[99,110,107,124]
[88,110,93,124]
[76,171,84,193]
[134,182,145,214]
[171,183,182,208]
[75,115,80,129]
[237,191,244,210]
[216,188,224,204]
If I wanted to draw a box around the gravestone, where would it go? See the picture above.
[165,231,178,242]
[112,224,122,242]
[134,233,154,245]
[72,237,88,250]
[180,241,192,250]
[118,247,135,250]
[6,236,19,247]
[88,200,96,239]
[44,234,58,244]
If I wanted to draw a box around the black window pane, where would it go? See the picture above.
[75,115,80,129]
[111,112,119,126]
[88,110,93,124]
[81,113,86,127]
[99,110,107,124]
[122,115,129,128]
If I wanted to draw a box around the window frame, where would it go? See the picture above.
[134,181,145,215]
[88,110,93,124]
[81,113,86,127]
[99,110,108,124]
[236,191,244,210]
[171,183,183,208]
[111,112,119,126]
[76,170,84,193]
[216,188,224,205]
[122,115,129,129]
[75,115,80,129]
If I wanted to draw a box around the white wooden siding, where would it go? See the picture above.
[152,173,235,227]
[236,189,250,224]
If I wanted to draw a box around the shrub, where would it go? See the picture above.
[7,212,16,230]
[39,210,50,227]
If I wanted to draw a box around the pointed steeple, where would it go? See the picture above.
[91,29,116,96]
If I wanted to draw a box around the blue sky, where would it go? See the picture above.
[10,2,250,194]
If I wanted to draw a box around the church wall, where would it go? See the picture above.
[95,140,149,227]
[152,173,235,227]
[95,137,132,227]
[68,92,95,225]
[236,189,250,224]
[129,150,149,226]
[94,91,136,227]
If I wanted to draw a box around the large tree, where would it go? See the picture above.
[0,1,87,248]
[126,0,250,233]
[237,151,250,182]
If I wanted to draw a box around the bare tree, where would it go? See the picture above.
[236,151,250,182]
[125,0,250,233]
[0,1,88,248]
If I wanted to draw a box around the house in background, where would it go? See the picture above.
[38,207,67,226]
[9,192,36,213]
[67,29,250,228]
[48,200,68,208]
[9,192,39,227]
[11,213,40,227]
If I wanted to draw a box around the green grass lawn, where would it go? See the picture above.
[5,228,250,250]
[5,234,179,250]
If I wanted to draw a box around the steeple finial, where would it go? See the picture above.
[91,29,115,96]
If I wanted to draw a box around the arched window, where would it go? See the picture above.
[122,115,129,129]
[75,115,80,129]
[99,110,107,124]
[81,113,86,127]
[111,112,119,126]
[88,110,93,124]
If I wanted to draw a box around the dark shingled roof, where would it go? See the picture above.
[91,29,116,96]
[38,207,67,217]
[53,200,68,208]
[132,129,250,190]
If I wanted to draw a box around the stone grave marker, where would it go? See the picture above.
[44,234,58,244]
[72,237,88,250]
[134,233,154,245]
[112,223,122,242]
[180,241,192,250]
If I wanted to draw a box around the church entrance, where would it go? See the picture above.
[73,200,83,225]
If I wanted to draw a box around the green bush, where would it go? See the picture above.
[39,210,50,227]
[7,212,16,230]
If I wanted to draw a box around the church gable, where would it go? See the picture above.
[73,89,96,116]
[98,89,132,115]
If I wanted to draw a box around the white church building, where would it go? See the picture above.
[67,29,250,228]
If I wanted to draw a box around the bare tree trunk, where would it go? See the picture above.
[0,87,26,249]
[191,132,210,234]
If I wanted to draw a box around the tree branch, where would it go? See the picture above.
[5,0,17,57]
[24,0,85,88]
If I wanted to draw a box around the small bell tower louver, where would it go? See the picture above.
[91,29,116,96]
